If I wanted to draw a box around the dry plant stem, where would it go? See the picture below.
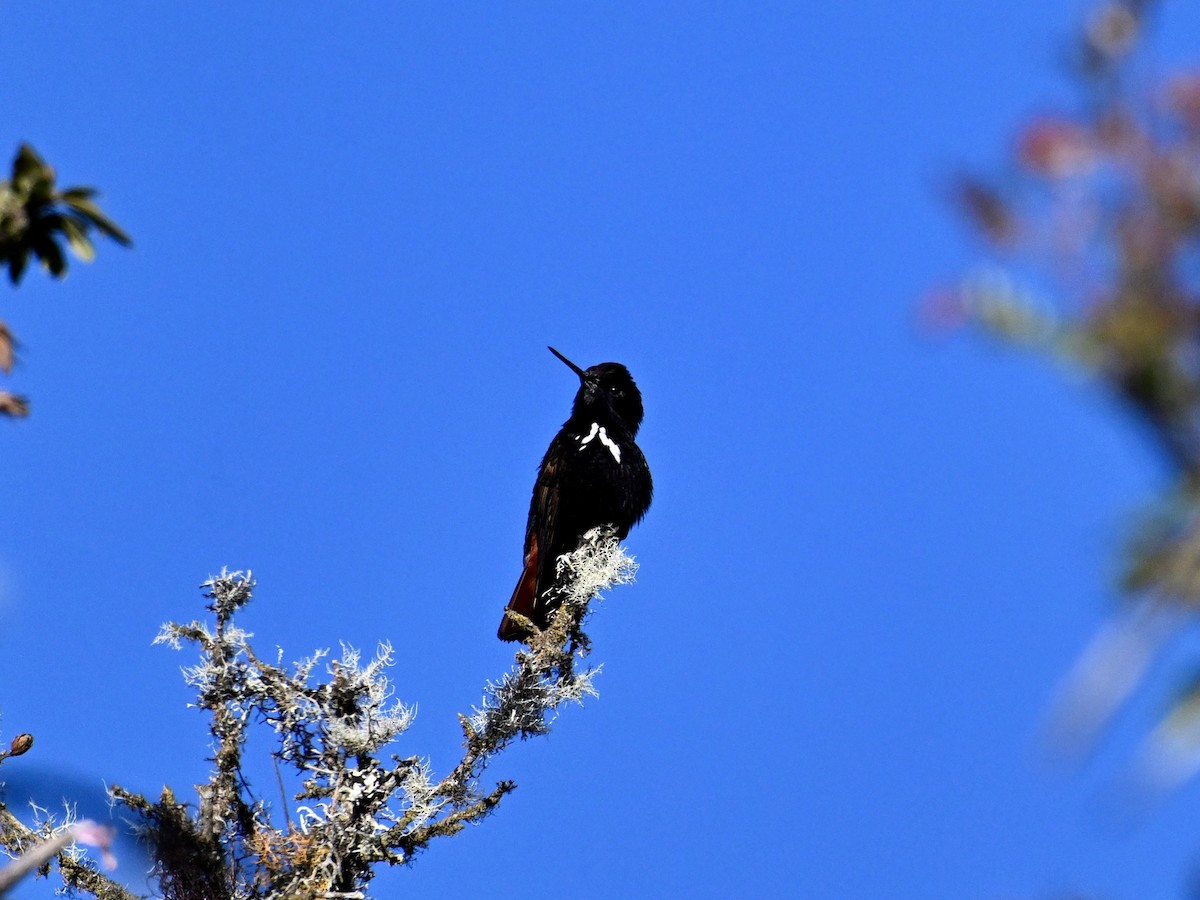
[0,805,132,900]
[0,829,74,894]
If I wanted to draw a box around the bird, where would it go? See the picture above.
[498,346,653,642]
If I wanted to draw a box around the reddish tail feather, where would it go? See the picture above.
[498,535,540,642]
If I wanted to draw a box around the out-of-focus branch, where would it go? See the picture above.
[0,142,131,418]
[932,0,1200,779]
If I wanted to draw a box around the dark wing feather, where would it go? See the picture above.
[529,439,566,596]
[620,441,653,537]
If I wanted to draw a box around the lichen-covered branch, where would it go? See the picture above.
[111,527,637,898]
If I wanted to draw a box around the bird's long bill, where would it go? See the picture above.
[548,346,587,381]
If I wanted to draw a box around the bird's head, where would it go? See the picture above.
[549,346,644,436]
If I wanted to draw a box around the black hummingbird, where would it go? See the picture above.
[498,347,653,642]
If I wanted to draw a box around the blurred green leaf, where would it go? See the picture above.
[7,249,27,285]
[61,195,131,246]
[0,143,130,283]
[33,233,65,277]
[59,216,95,263]
[10,144,48,196]
[59,186,97,202]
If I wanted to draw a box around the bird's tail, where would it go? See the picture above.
[498,536,540,642]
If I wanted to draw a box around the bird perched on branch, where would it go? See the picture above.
[498,347,653,642]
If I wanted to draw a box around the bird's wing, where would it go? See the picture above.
[528,438,565,580]
[630,442,653,527]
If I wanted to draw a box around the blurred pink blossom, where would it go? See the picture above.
[1018,116,1095,177]
[1166,73,1200,133]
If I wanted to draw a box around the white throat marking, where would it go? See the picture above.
[579,422,621,463]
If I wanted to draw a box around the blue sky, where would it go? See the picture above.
[6,3,1200,898]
